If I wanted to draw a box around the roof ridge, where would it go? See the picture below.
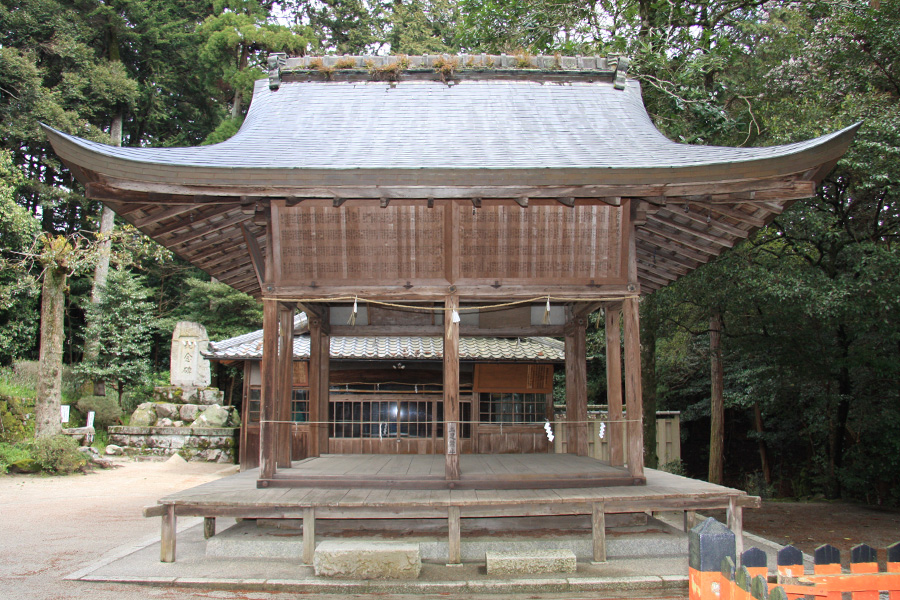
[268,53,630,89]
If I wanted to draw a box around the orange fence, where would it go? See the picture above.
[689,518,900,600]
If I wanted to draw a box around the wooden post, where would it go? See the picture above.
[448,505,461,565]
[203,516,216,539]
[259,298,279,480]
[565,315,589,456]
[302,507,316,565]
[592,502,607,563]
[605,303,624,466]
[160,504,176,563]
[444,295,460,480]
[277,303,294,468]
[709,311,725,485]
[308,314,330,457]
[727,496,744,561]
[623,296,644,479]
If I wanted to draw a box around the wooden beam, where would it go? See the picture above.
[564,315,588,457]
[636,230,715,263]
[277,304,294,468]
[132,204,199,228]
[240,223,266,289]
[703,203,767,228]
[605,304,623,467]
[673,207,752,239]
[623,296,644,479]
[635,248,693,275]
[647,213,737,248]
[259,299,279,481]
[145,204,231,237]
[272,284,636,302]
[165,213,251,247]
[641,222,723,257]
[444,295,460,481]
[573,302,604,319]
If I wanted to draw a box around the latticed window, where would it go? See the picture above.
[246,387,309,423]
[479,392,546,424]
[291,389,309,422]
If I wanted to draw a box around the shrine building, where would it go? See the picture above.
[44,54,857,565]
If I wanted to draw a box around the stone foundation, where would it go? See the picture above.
[108,426,237,463]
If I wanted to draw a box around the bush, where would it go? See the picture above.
[76,395,123,428]
[0,442,35,474]
[29,435,86,474]
[0,395,35,443]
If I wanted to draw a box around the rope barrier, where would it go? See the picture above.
[257,418,642,426]
[260,294,640,313]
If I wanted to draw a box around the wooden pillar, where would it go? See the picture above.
[308,314,330,457]
[160,504,176,562]
[259,298,279,480]
[302,507,316,565]
[203,516,216,539]
[565,315,589,457]
[605,303,624,466]
[623,296,644,479]
[727,497,743,560]
[277,303,294,468]
[447,505,461,565]
[592,502,607,563]
[444,294,460,480]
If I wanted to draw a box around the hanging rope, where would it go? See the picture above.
[262,294,640,313]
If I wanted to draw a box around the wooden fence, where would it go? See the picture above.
[689,518,900,600]
[552,410,681,465]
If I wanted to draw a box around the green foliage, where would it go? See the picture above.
[163,277,262,341]
[75,395,122,428]
[202,116,244,145]
[75,268,156,402]
[0,395,35,443]
[0,442,37,474]
[27,434,86,474]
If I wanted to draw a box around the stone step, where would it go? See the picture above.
[485,549,577,575]
[313,540,421,579]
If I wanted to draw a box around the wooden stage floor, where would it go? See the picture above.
[261,453,640,489]
[147,456,760,563]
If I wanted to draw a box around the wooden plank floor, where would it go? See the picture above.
[261,453,638,489]
[158,457,761,520]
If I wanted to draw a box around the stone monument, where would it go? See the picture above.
[170,321,212,387]
[110,321,237,462]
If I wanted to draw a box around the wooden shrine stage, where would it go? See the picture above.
[260,453,641,489]
[146,457,760,563]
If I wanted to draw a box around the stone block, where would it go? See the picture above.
[155,403,180,419]
[313,541,421,580]
[191,405,229,428]
[130,404,157,427]
[180,404,200,422]
[485,549,577,575]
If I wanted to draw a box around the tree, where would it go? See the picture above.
[76,268,156,406]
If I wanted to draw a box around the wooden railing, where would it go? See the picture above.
[689,518,900,600]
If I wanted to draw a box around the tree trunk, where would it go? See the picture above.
[641,299,658,469]
[708,311,725,485]
[827,325,853,499]
[82,112,120,395]
[753,402,772,485]
[231,45,250,120]
[35,264,67,437]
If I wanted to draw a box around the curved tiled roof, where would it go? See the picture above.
[205,323,564,363]
[44,79,857,188]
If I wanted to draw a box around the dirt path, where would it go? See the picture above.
[709,501,900,562]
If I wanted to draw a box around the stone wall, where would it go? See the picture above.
[108,426,237,463]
